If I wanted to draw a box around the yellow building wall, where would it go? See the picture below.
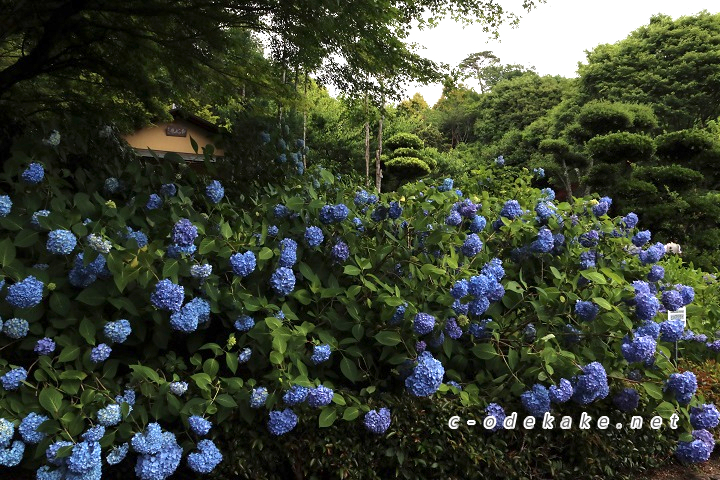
[123,119,224,157]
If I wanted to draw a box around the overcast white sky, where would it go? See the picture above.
[404,0,718,105]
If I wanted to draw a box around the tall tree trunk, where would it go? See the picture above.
[302,72,308,169]
[561,158,573,203]
[375,112,384,193]
[364,94,370,187]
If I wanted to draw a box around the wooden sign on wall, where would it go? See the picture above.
[166,125,187,137]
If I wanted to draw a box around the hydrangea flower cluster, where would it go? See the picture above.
[659,320,685,342]
[621,335,657,363]
[104,319,131,343]
[234,315,255,332]
[68,252,107,288]
[413,313,436,335]
[188,416,212,436]
[146,194,162,210]
[319,204,349,224]
[171,218,198,246]
[437,178,454,192]
[676,429,715,463]
[46,229,77,255]
[250,387,268,408]
[151,279,184,312]
[461,234,483,257]
[169,382,188,396]
[190,263,212,279]
[639,242,666,265]
[205,180,224,204]
[3,318,29,339]
[388,201,403,219]
[132,423,183,480]
[270,267,295,296]
[30,209,50,228]
[405,352,444,397]
[331,241,350,263]
[648,265,665,282]
[549,379,573,403]
[279,238,298,267]
[1,367,27,390]
[690,404,720,430]
[311,344,331,364]
[390,303,407,325]
[90,343,112,363]
[613,388,640,412]
[666,371,697,405]
[485,403,506,431]
[575,300,599,322]
[267,409,298,435]
[571,362,609,405]
[307,385,334,407]
[21,163,45,184]
[0,196,12,217]
[19,412,48,443]
[5,275,44,308]
[283,385,309,406]
[521,384,551,418]
[160,183,176,196]
[305,226,324,247]
[170,297,210,332]
[499,200,523,220]
[34,337,56,355]
[364,408,391,434]
[187,439,223,474]
[230,251,256,277]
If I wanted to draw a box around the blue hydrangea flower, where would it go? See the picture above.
[333,204,349,222]
[485,403,505,431]
[146,194,162,210]
[46,439,73,466]
[30,209,50,228]
[238,347,252,363]
[500,200,522,219]
[388,202,403,219]
[250,387,268,408]
[270,267,295,296]
[268,409,298,436]
[405,352,444,397]
[47,229,77,255]
[187,439,223,474]
[305,226,324,247]
[283,385,309,406]
[133,425,182,480]
[160,184,176,196]
[495,155,505,166]
[319,205,334,224]
[364,408,391,434]
[390,304,407,325]
[90,343,112,363]
[307,385,334,408]
[438,178,454,192]
[21,163,45,184]
[311,344,331,364]
[171,218,197,246]
[635,293,660,321]
[523,323,537,342]
[639,242,665,265]
[82,425,106,442]
[0,196,12,217]
[166,243,196,258]
[354,190,370,205]
[116,389,136,406]
[126,229,149,248]
[170,297,210,332]
[530,227,554,253]
[575,300,600,322]
[104,177,120,193]
[461,234,483,257]
[97,404,122,426]
[0,440,25,467]
[190,264,212,280]
[632,230,651,247]
[469,215,487,233]
[230,251,256,277]
[662,290,683,312]
[32,337,55,357]
[106,443,129,465]
[679,285,695,306]
[445,211,462,226]
[151,279,184,312]
[521,384,551,418]
[676,429,715,463]
[104,319,131,343]
[188,416,212,436]
[331,241,350,263]
[444,318,463,339]
[0,419,14,447]
[579,230,600,247]
[648,265,665,282]
[6,275,44,308]
[279,238,298,267]
[3,318,29,339]
[579,250,596,270]
[131,423,165,454]
[632,320,659,338]
[613,388,640,412]
[413,313,435,335]
[205,180,224,204]
[563,324,582,344]
[659,320,685,342]
[169,382,188,396]
[234,315,255,332]
[450,279,469,299]
[571,362,609,405]
[592,201,609,217]
[86,234,112,254]
[468,319,492,339]
[1,367,27,390]
[621,335,656,363]
[416,340,426,353]
[274,204,290,218]
[19,412,48,443]
[549,379,573,403]
[690,404,720,430]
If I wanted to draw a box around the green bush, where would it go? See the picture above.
[384,132,424,151]
[384,156,431,176]
[655,129,717,162]
[586,132,656,163]
[1,132,719,480]
[577,101,633,135]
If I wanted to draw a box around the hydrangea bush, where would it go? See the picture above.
[0,140,719,479]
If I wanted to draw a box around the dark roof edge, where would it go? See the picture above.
[169,108,220,133]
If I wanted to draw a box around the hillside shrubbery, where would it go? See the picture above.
[0,133,719,479]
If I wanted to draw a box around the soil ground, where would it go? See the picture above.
[645,450,720,480]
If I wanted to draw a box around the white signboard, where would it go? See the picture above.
[668,306,687,328]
